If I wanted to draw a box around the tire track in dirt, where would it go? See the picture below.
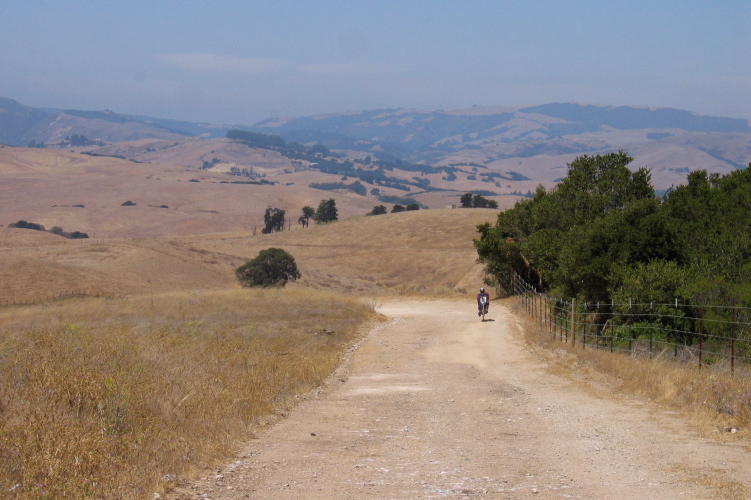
[168,299,751,499]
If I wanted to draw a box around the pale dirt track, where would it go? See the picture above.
[168,300,751,499]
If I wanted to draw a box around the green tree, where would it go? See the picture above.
[263,207,286,233]
[474,195,498,209]
[554,151,652,227]
[314,199,338,223]
[69,134,91,147]
[391,204,405,213]
[226,129,286,149]
[235,248,301,287]
[661,167,751,285]
[475,151,656,300]
[367,205,387,216]
[405,203,420,211]
[9,220,45,231]
[460,192,499,209]
[460,192,473,208]
[299,205,315,227]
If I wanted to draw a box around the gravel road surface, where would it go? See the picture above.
[168,299,751,499]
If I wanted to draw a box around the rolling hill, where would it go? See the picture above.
[252,104,751,190]
[3,96,750,194]
[0,146,497,303]
[0,147,385,239]
[0,97,229,147]
[0,194,496,303]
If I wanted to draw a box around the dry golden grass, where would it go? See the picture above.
[0,147,379,239]
[506,298,751,497]
[0,289,380,499]
[188,209,498,297]
[508,298,751,436]
[0,229,242,303]
[0,208,497,302]
[0,147,502,498]
[0,146,497,303]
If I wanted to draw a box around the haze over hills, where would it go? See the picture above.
[252,104,751,189]
[0,97,230,146]
[2,96,750,195]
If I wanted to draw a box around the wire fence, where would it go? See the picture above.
[0,290,111,307]
[502,272,751,375]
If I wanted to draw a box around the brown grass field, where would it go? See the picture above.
[0,146,498,498]
[2,146,749,498]
[0,205,497,303]
[0,147,500,302]
[0,147,386,239]
[0,289,380,498]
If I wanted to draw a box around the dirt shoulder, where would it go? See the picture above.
[167,299,751,499]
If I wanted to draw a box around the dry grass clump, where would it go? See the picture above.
[509,298,751,434]
[0,289,379,499]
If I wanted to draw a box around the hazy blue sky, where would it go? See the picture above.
[2,1,749,124]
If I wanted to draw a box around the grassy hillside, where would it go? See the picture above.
[0,147,380,239]
[189,208,497,295]
[0,208,497,303]
[0,146,498,302]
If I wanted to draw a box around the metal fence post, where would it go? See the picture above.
[699,307,704,369]
[649,302,654,357]
[582,303,587,350]
[732,302,737,374]
[571,298,576,347]
[674,298,679,359]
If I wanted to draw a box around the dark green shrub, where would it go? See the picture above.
[235,248,301,287]
[367,205,387,216]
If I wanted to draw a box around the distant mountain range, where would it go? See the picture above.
[252,104,751,168]
[0,97,232,146]
[2,96,749,190]
[254,103,751,151]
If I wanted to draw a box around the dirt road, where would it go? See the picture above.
[169,299,751,499]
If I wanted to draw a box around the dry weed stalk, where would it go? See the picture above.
[0,289,379,499]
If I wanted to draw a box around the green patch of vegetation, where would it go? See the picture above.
[475,151,751,351]
[367,205,387,216]
[262,207,286,233]
[460,192,498,209]
[8,220,88,239]
[226,129,442,194]
[375,194,422,207]
[314,199,338,223]
[309,181,367,196]
[235,248,301,287]
[80,151,125,159]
